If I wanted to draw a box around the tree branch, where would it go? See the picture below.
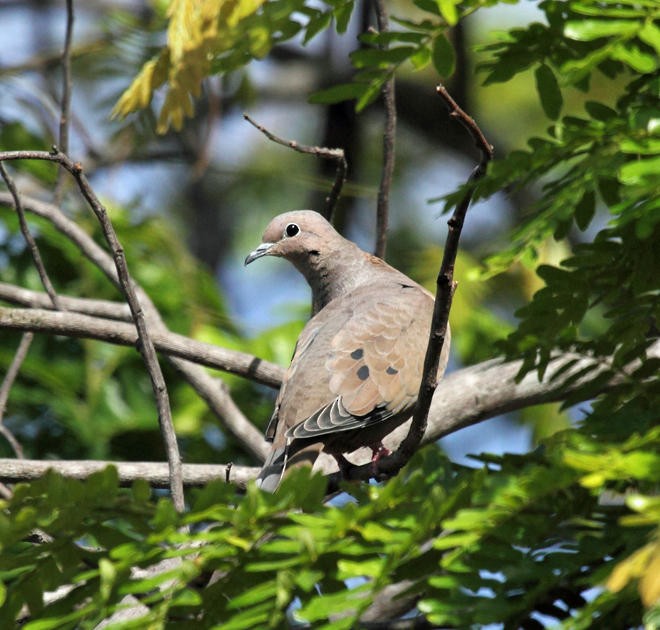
[400,85,493,460]
[0,332,32,459]
[373,0,396,259]
[2,341,655,488]
[0,163,63,310]
[0,149,184,509]
[243,113,347,222]
[345,338,660,481]
[0,458,259,490]
[54,0,74,202]
[0,282,132,320]
[0,305,283,388]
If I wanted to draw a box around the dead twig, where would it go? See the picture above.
[0,332,32,459]
[243,113,347,222]
[0,163,62,310]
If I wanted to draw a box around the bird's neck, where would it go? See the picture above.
[296,240,394,314]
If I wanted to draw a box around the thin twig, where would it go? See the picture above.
[0,149,185,512]
[0,191,276,459]
[0,163,63,310]
[0,333,33,459]
[373,0,396,259]
[54,0,75,203]
[243,114,347,222]
[398,84,493,461]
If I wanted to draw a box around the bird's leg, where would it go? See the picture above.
[369,442,391,476]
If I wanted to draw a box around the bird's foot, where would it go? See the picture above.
[370,442,391,477]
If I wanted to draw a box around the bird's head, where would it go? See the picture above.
[244,210,340,267]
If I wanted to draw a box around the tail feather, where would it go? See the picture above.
[256,441,324,492]
[256,443,288,492]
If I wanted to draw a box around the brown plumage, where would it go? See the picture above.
[245,210,450,491]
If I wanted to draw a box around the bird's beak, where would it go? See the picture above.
[244,242,274,266]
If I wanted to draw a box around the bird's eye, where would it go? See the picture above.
[284,223,300,238]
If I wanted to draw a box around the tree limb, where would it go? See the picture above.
[400,85,493,460]
[373,0,396,259]
[0,458,259,489]
[0,305,283,388]
[2,341,655,487]
[0,282,132,320]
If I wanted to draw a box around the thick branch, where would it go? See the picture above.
[345,338,660,481]
[0,306,283,388]
[0,459,259,490]
[2,341,656,487]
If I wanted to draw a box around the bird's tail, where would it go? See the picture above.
[256,441,323,492]
[256,442,288,492]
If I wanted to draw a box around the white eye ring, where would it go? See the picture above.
[284,223,300,238]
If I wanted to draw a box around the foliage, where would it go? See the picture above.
[1,0,659,626]
[1,414,658,628]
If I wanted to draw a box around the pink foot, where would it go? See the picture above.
[370,442,391,476]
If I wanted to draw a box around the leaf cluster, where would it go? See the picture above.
[1,407,658,627]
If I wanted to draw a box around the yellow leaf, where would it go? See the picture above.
[639,543,660,607]
[114,0,267,132]
[606,540,660,608]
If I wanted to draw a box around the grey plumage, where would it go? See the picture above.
[245,210,450,491]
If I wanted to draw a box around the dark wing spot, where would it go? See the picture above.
[386,366,399,375]
[351,348,364,360]
[357,365,370,381]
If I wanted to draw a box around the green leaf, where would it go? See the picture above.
[564,19,640,41]
[619,156,660,185]
[611,41,659,73]
[638,20,660,54]
[410,45,432,70]
[432,34,455,77]
[333,0,353,34]
[436,0,458,26]
[304,11,331,44]
[534,64,563,120]
[575,189,596,230]
[308,82,366,105]
[350,46,416,69]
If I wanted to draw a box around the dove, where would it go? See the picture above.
[245,210,450,491]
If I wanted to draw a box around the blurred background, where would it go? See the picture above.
[0,0,577,469]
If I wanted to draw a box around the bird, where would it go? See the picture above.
[245,210,450,491]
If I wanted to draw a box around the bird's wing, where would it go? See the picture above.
[287,283,434,440]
